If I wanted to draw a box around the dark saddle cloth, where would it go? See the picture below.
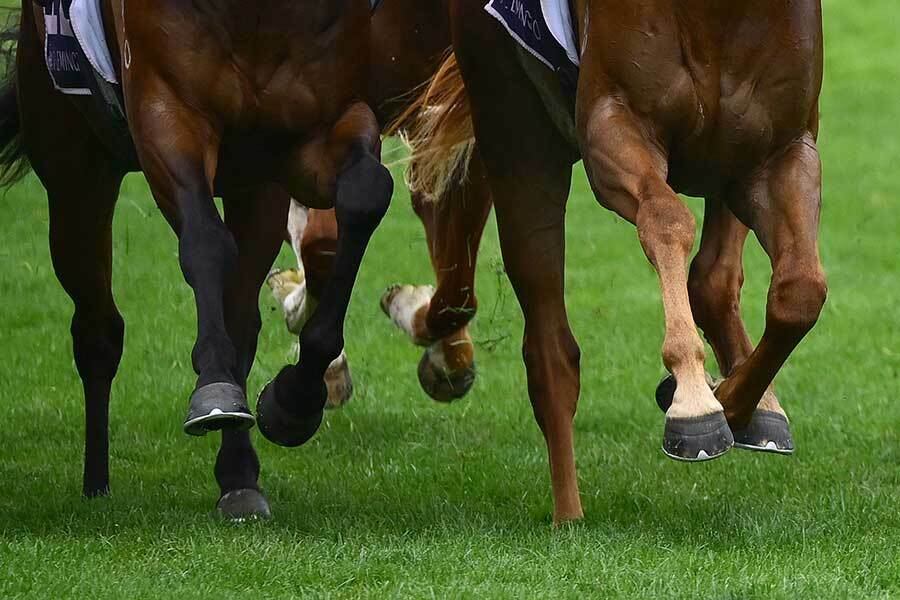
[484,0,579,94]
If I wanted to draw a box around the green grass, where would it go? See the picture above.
[1,1,899,598]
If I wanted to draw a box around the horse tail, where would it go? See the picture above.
[384,51,474,202]
[0,9,30,190]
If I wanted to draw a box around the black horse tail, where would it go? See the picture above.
[0,9,30,190]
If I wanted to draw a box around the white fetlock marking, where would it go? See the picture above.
[284,280,316,335]
[697,450,710,460]
[287,200,309,266]
[387,284,434,342]
[666,373,722,420]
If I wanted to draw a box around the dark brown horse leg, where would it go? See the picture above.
[211,184,290,519]
[270,203,354,408]
[16,4,125,497]
[579,99,732,462]
[300,208,354,408]
[257,108,392,447]
[129,101,251,436]
[381,153,492,402]
[45,176,124,497]
[713,137,826,431]
[656,199,794,452]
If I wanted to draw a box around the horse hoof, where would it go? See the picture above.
[733,410,795,454]
[256,379,324,447]
[418,351,476,403]
[183,382,255,436]
[655,374,677,412]
[217,489,272,521]
[324,353,353,409]
[662,412,734,462]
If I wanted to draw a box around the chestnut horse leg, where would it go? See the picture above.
[129,96,253,436]
[211,184,289,519]
[712,138,827,432]
[381,154,492,402]
[256,105,392,447]
[16,5,125,497]
[656,199,794,453]
[579,98,732,462]
[452,20,583,522]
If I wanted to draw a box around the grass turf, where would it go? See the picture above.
[1,1,899,597]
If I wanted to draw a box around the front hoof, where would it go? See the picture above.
[418,351,476,403]
[256,379,324,447]
[324,353,353,409]
[663,412,734,462]
[184,382,255,436]
[733,410,795,455]
[217,489,271,521]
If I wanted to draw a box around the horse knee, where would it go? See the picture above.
[768,264,827,335]
[178,218,239,284]
[336,153,392,233]
[636,192,696,264]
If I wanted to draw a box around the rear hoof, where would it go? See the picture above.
[217,489,271,521]
[418,351,476,403]
[655,374,677,413]
[324,353,353,409]
[663,412,734,462]
[184,382,255,436]
[733,410,795,455]
[256,377,324,447]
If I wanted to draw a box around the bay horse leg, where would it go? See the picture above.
[257,105,392,447]
[129,98,252,436]
[46,176,124,497]
[300,208,354,408]
[579,99,732,461]
[212,184,290,519]
[381,152,492,402]
[16,4,124,497]
[269,204,353,408]
[656,198,794,452]
[713,137,827,431]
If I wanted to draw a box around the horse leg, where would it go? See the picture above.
[269,204,353,408]
[656,199,794,452]
[579,99,732,461]
[381,152,492,401]
[16,5,125,497]
[45,177,124,497]
[450,17,583,521]
[211,184,289,519]
[129,97,251,436]
[712,137,827,430]
[257,105,392,447]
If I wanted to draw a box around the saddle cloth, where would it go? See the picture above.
[484,0,579,87]
[43,0,116,96]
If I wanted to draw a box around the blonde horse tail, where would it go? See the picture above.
[385,52,474,202]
